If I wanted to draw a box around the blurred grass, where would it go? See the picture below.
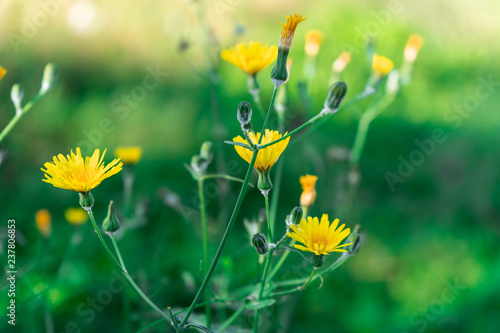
[1,0,500,332]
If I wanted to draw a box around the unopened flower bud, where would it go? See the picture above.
[11,84,24,115]
[257,171,273,195]
[237,101,252,128]
[200,141,213,162]
[40,63,57,95]
[78,191,94,211]
[103,201,121,235]
[252,233,270,255]
[323,81,347,113]
[290,207,303,226]
[190,155,209,174]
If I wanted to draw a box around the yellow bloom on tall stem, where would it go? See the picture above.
[300,175,318,208]
[0,66,6,81]
[305,30,323,57]
[35,209,52,238]
[271,13,306,87]
[404,34,424,62]
[65,207,89,225]
[372,54,394,77]
[115,146,142,165]
[221,42,278,76]
[41,148,123,193]
[233,129,290,192]
[287,214,352,256]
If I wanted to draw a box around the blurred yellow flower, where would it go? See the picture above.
[115,146,142,165]
[35,209,52,238]
[221,42,278,76]
[372,54,394,77]
[305,30,323,57]
[278,14,306,50]
[332,52,351,73]
[65,207,88,225]
[42,148,123,192]
[0,66,6,81]
[233,129,290,173]
[300,174,318,208]
[404,34,424,62]
[287,214,352,255]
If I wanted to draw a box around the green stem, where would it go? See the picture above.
[264,194,273,241]
[111,237,127,270]
[298,269,315,291]
[180,87,278,327]
[0,92,42,144]
[198,178,211,329]
[202,173,254,187]
[267,207,308,281]
[87,209,172,325]
[218,305,246,332]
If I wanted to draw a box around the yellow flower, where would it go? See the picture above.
[287,214,352,255]
[372,54,394,77]
[300,175,318,208]
[305,30,323,57]
[278,14,306,50]
[42,148,123,193]
[35,209,52,238]
[221,42,278,76]
[115,146,142,165]
[332,52,351,73]
[233,129,290,173]
[0,66,6,81]
[65,208,88,225]
[404,34,423,62]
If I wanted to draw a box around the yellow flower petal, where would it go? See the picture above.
[288,215,352,255]
[42,148,123,192]
[221,41,278,75]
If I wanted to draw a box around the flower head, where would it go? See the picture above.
[233,129,289,173]
[221,42,278,76]
[271,14,306,87]
[372,54,394,77]
[65,208,88,225]
[287,214,351,255]
[35,209,52,238]
[305,30,323,57]
[278,14,306,50]
[332,52,351,73]
[115,146,142,165]
[300,175,318,208]
[42,148,123,193]
[0,66,6,81]
[404,34,423,62]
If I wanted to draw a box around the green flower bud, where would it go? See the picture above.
[237,101,252,128]
[10,84,24,115]
[78,191,94,211]
[40,63,57,95]
[271,48,290,87]
[289,207,303,226]
[200,141,213,164]
[103,201,121,235]
[190,155,209,174]
[252,233,270,255]
[323,81,347,113]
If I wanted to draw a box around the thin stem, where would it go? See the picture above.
[264,194,273,241]
[267,207,308,281]
[218,305,246,332]
[87,209,172,325]
[202,173,254,187]
[0,92,42,144]
[180,86,279,327]
[298,269,315,291]
[198,178,211,328]
[111,237,127,270]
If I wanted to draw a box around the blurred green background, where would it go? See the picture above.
[1,0,500,332]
